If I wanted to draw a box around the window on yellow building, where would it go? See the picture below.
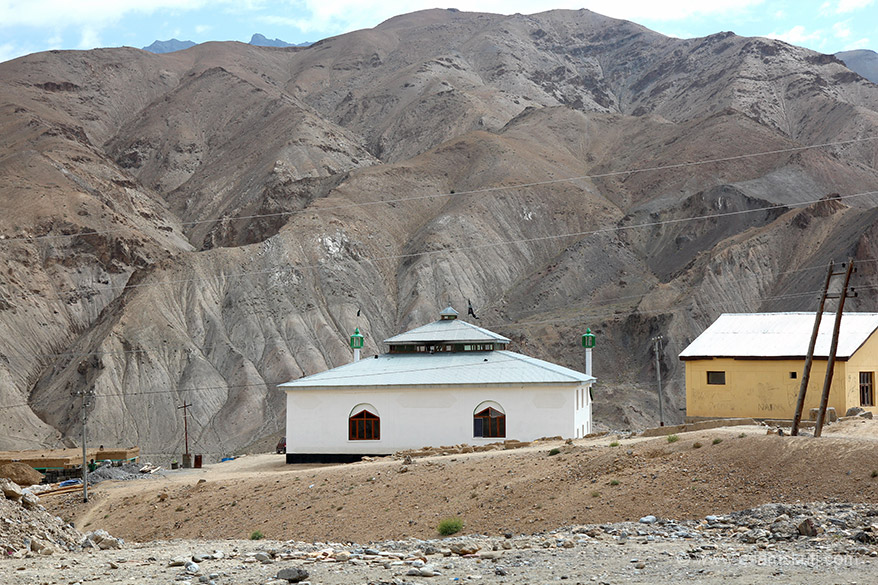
[789,371,797,379]
[860,372,874,407]
[707,371,726,385]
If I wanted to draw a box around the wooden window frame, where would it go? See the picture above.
[473,407,506,438]
[706,371,726,385]
[349,409,380,441]
[860,372,874,407]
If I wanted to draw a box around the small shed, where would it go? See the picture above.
[679,312,878,420]
[279,307,594,463]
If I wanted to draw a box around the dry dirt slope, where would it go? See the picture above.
[43,420,878,544]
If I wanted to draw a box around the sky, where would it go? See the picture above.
[0,0,875,64]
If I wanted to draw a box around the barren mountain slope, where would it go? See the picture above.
[1,8,878,455]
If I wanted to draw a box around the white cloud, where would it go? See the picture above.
[832,20,852,38]
[78,25,101,50]
[843,37,872,49]
[0,1,210,28]
[195,24,211,35]
[836,0,875,13]
[0,42,21,63]
[765,25,824,45]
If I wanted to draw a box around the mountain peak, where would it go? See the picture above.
[142,38,196,54]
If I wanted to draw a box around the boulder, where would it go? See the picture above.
[797,517,818,537]
[276,567,309,583]
[0,477,23,501]
[21,492,41,510]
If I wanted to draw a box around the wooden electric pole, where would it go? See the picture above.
[652,335,665,426]
[791,261,835,436]
[177,402,193,467]
[814,259,856,437]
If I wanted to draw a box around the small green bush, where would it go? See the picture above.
[609,441,620,447]
[591,491,601,498]
[871,470,878,478]
[738,433,746,438]
[713,438,723,445]
[693,442,703,449]
[609,479,620,486]
[438,517,463,536]
[250,530,264,540]
[667,434,679,443]
[548,448,561,456]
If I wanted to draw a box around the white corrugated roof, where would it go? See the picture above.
[679,312,878,359]
[384,318,510,345]
[279,350,593,389]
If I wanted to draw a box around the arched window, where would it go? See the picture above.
[473,404,505,438]
[349,409,380,441]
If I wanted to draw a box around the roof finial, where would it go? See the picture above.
[439,306,458,320]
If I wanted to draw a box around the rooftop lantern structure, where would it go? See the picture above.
[350,327,364,362]
[582,328,596,377]
[386,307,509,354]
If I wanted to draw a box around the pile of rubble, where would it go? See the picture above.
[0,477,123,557]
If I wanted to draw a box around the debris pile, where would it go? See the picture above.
[0,477,123,557]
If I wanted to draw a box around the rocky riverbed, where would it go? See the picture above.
[3,500,877,585]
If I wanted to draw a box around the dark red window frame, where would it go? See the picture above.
[474,407,505,438]
[349,409,380,440]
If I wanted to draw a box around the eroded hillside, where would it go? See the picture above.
[1,8,877,455]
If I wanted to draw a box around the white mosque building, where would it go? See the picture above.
[279,307,594,463]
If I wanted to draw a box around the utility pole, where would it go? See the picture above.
[791,261,835,436]
[177,402,192,468]
[75,387,94,502]
[652,335,665,426]
[815,259,857,437]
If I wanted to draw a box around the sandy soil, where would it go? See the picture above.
[41,419,878,545]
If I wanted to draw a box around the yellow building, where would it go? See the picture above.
[680,313,878,421]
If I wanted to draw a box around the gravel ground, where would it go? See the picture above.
[3,502,878,585]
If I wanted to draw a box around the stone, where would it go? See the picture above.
[639,515,657,524]
[797,518,818,537]
[276,567,310,583]
[255,552,273,563]
[845,406,865,417]
[449,540,480,556]
[21,492,41,510]
[0,478,24,501]
[808,407,837,422]
[169,556,189,566]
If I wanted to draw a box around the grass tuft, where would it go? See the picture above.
[438,517,463,536]
[666,434,679,443]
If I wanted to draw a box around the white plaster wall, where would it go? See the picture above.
[573,385,593,438]
[284,382,591,455]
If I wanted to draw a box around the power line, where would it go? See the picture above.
[4,187,878,305]
[0,255,862,363]
[1,135,876,246]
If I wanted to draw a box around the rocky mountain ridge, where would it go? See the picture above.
[1,8,877,457]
